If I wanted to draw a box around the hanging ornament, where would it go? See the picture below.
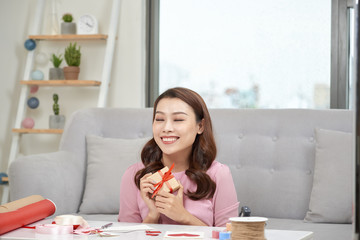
[35,52,48,66]
[22,117,35,129]
[0,172,8,184]
[27,97,40,109]
[24,39,36,51]
[31,70,44,80]
[30,85,39,94]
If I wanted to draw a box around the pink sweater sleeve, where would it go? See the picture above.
[118,164,142,223]
[212,164,239,227]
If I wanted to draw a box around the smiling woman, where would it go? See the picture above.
[118,87,239,227]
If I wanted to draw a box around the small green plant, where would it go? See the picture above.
[64,42,81,67]
[62,13,73,23]
[50,53,63,68]
[53,94,59,115]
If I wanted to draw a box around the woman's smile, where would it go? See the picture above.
[161,136,179,144]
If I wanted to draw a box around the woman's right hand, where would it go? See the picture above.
[140,173,160,223]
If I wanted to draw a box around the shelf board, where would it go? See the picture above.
[20,80,101,86]
[28,34,108,40]
[12,129,64,134]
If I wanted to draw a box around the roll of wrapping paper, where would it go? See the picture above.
[0,199,56,235]
[0,195,44,213]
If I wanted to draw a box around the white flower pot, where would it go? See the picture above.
[49,115,65,129]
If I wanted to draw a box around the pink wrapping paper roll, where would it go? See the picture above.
[0,199,56,235]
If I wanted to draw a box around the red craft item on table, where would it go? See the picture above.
[0,199,56,235]
[167,233,201,237]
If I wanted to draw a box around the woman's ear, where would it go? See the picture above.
[197,118,205,134]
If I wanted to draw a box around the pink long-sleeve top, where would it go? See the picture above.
[118,161,239,227]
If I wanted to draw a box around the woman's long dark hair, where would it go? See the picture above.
[134,87,217,200]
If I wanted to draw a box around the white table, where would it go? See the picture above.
[0,220,313,240]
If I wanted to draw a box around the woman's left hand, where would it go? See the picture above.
[154,181,187,223]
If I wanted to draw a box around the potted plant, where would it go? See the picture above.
[61,13,76,34]
[49,53,64,80]
[63,42,81,80]
[49,93,65,129]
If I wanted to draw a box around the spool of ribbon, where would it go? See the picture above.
[54,215,88,229]
[212,230,221,239]
[151,163,175,198]
[35,224,73,235]
[229,217,268,240]
[219,231,231,240]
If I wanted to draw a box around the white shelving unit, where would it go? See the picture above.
[1,0,121,204]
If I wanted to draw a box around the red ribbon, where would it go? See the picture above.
[151,163,175,198]
[167,233,200,237]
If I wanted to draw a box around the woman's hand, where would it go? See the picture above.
[154,181,186,222]
[140,173,160,223]
[154,181,207,226]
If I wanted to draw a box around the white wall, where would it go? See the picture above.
[0,0,145,183]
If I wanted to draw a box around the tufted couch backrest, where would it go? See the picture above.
[210,109,352,219]
[59,108,353,219]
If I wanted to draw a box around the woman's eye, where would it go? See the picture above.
[155,118,164,121]
[174,119,184,122]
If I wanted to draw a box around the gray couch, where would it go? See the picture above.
[9,108,354,239]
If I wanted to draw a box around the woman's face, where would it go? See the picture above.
[153,97,204,162]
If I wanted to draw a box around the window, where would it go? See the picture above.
[147,0,354,109]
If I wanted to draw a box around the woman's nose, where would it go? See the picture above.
[163,120,174,132]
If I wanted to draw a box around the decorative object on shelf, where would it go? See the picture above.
[61,13,76,35]
[49,53,64,80]
[35,52,48,66]
[24,39,36,51]
[27,97,39,109]
[63,42,81,80]
[30,85,39,94]
[22,117,35,129]
[78,14,98,34]
[49,93,65,129]
[30,70,44,80]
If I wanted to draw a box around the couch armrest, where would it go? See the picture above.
[8,151,84,215]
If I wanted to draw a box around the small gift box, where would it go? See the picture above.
[149,164,180,198]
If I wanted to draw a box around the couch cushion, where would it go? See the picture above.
[304,128,352,223]
[79,135,149,214]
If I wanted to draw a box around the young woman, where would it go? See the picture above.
[118,87,239,227]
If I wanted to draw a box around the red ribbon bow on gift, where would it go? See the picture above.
[151,163,175,198]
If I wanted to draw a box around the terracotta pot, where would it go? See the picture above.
[63,66,80,80]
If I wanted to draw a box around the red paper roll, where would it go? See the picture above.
[0,199,56,235]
